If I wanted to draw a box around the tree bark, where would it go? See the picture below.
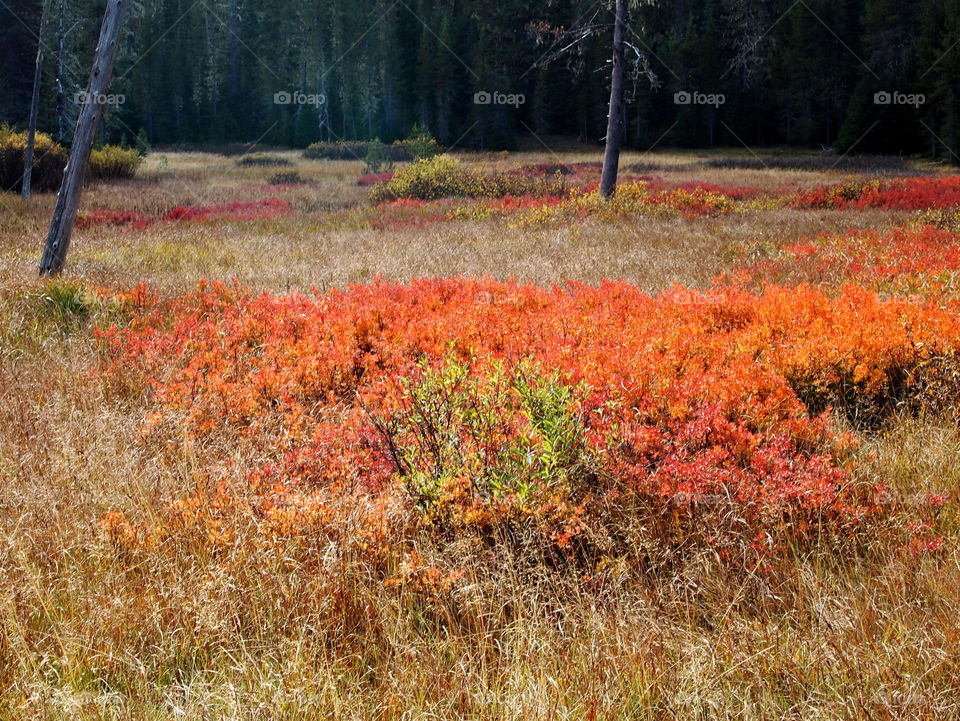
[22,0,50,202]
[229,0,240,101]
[599,0,627,199]
[39,0,128,276]
[55,0,67,139]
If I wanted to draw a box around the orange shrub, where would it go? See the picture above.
[738,224,960,303]
[516,181,736,225]
[96,279,956,568]
[792,177,960,210]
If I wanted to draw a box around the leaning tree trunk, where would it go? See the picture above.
[22,0,50,202]
[39,0,127,276]
[599,0,627,199]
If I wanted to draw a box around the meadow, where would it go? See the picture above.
[1,147,959,719]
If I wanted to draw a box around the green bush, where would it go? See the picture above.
[0,123,68,193]
[10,278,129,341]
[392,123,441,161]
[135,128,151,157]
[88,145,143,181]
[387,357,596,538]
[37,278,97,325]
[369,154,564,202]
[363,138,393,174]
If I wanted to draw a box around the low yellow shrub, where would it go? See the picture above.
[88,145,143,181]
[0,123,68,193]
[370,154,564,202]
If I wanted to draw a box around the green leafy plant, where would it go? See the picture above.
[135,128,151,157]
[18,279,128,338]
[392,123,441,161]
[383,357,595,533]
[363,138,393,174]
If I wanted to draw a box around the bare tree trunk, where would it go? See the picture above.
[599,0,627,199]
[229,0,240,101]
[22,0,51,202]
[39,0,128,277]
[55,0,67,139]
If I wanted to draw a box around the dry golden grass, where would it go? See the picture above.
[0,150,921,294]
[0,150,958,719]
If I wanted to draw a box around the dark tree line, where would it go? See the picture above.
[2,0,960,157]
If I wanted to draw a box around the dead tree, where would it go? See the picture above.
[22,0,51,202]
[528,0,657,199]
[599,0,627,198]
[39,0,127,276]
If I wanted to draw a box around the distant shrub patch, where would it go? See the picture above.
[626,161,673,173]
[163,198,294,222]
[77,198,295,231]
[792,177,960,210]
[515,162,574,176]
[76,209,152,230]
[358,172,394,186]
[88,145,143,181]
[0,123,67,193]
[702,154,917,173]
[304,141,371,161]
[268,171,304,185]
[237,153,292,167]
[391,123,441,161]
[305,127,441,163]
[369,155,566,202]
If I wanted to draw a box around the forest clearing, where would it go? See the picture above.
[0,147,959,718]
[3,0,960,714]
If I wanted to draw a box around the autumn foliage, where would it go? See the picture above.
[792,176,960,210]
[77,198,294,231]
[97,278,955,571]
[740,223,960,303]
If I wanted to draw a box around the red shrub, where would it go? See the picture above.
[96,279,955,565]
[358,172,394,186]
[76,198,295,231]
[163,198,294,222]
[647,179,765,200]
[77,209,153,230]
[738,224,960,302]
[792,177,960,210]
